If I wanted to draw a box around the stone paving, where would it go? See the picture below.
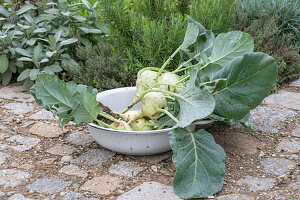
[0,79,299,200]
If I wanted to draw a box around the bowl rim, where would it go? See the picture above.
[87,122,174,135]
[87,119,214,135]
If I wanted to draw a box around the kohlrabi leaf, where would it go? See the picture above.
[175,86,215,128]
[180,17,200,50]
[212,52,277,120]
[30,74,99,126]
[169,128,226,199]
[71,89,103,126]
[209,31,254,67]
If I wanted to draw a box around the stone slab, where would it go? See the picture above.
[71,149,115,166]
[131,151,172,164]
[28,109,54,120]
[290,78,300,87]
[263,90,300,110]
[276,139,300,153]
[1,103,35,115]
[0,124,6,130]
[6,135,40,152]
[260,158,296,175]
[217,194,254,200]
[248,106,296,133]
[237,176,275,192]
[0,169,31,188]
[0,86,34,103]
[80,175,121,195]
[66,131,94,147]
[61,192,98,200]
[46,144,76,156]
[29,122,63,138]
[109,161,146,178]
[116,182,181,200]
[8,194,34,200]
[59,164,88,178]
[0,152,9,164]
[26,178,72,194]
[291,126,300,137]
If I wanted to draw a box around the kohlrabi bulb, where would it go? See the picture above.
[122,110,142,122]
[130,117,154,131]
[136,70,158,98]
[111,121,133,131]
[141,92,167,119]
[157,72,183,93]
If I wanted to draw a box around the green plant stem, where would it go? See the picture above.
[157,108,179,123]
[156,46,181,82]
[157,119,172,130]
[173,52,201,73]
[143,122,159,127]
[140,88,187,103]
[98,112,119,123]
[175,75,190,85]
[94,119,120,130]
[121,97,140,114]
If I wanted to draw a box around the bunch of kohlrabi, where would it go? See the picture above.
[31,17,277,199]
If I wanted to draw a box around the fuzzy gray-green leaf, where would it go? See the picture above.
[0,54,9,73]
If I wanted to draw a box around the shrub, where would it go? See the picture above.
[65,41,134,91]
[0,0,106,88]
[235,0,300,44]
[233,14,300,84]
[100,0,236,74]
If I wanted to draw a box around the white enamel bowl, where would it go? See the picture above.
[87,87,213,156]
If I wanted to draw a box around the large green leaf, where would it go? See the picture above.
[212,52,277,120]
[169,128,226,199]
[0,54,9,74]
[209,31,254,67]
[180,19,199,50]
[71,90,103,126]
[30,74,99,126]
[175,86,215,128]
[31,74,77,125]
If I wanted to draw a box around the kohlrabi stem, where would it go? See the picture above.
[156,46,181,82]
[157,119,172,130]
[173,53,200,73]
[143,122,159,127]
[140,88,189,103]
[173,62,204,73]
[121,97,140,114]
[94,119,120,130]
[174,43,213,73]
[163,95,175,101]
[98,112,119,123]
[175,75,190,85]
[156,109,179,123]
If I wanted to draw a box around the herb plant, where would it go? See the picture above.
[31,17,277,199]
[0,0,106,88]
